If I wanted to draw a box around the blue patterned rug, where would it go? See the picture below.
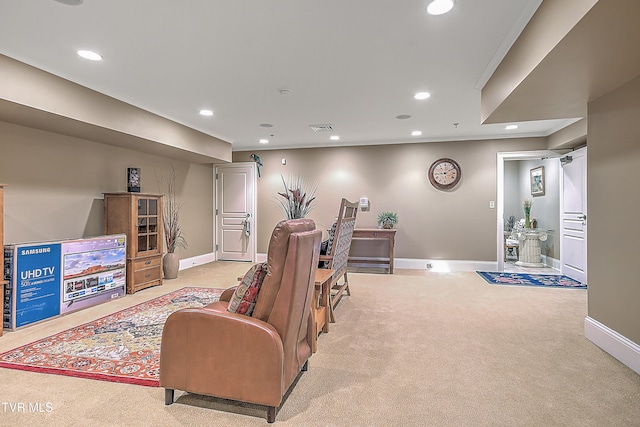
[477,271,586,288]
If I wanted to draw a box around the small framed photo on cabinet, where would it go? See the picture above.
[127,167,141,192]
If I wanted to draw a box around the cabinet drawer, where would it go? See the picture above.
[133,266,161,284]
[131,256,161,272]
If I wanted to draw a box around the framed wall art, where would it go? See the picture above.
[530,166,545,196]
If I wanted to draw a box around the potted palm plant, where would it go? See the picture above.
[276,174,319,219]
[377,211,398,229]
[159,167,187,279]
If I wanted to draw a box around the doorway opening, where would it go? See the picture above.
[497,150,564,273]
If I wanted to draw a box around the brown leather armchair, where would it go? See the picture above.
[160,219,321,423]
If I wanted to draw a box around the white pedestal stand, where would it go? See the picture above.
[515,229,548,268]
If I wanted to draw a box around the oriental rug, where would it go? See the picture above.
[0,287,224,387]
[477,271,586,289]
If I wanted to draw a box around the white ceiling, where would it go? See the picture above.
[0,0,578,152]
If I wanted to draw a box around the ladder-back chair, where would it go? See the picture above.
[319,198,358,322]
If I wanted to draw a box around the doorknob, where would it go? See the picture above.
[242,214,251,237]
[578,214,586,222]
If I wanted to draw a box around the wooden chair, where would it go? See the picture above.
[504,219,525,261]
[318,198,358,323]
[504,233,519,261]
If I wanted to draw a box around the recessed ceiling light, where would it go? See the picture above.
[505,124,518,130]
[330,135,340,141]
[259,139,269,144]
[414,91,431,100]
[199,109,214,116]
[77,50,102,61]
[427,0,454,16]
[411,131,422,136]
[395,114,412,120]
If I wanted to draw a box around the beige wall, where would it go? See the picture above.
[587,74,640,344]
[233,137,548,261]
[0,121,214,259]
[481,0,597,123]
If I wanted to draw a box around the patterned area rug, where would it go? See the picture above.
[0,287,223,386]
[477,271,586,289]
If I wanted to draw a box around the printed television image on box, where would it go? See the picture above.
[4,235,127,330]
[60,235,126,315]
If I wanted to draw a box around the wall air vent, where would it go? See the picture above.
[309,124,333,132]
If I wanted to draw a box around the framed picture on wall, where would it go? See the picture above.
[530,166,545,196]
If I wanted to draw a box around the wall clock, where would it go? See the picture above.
[428,158,461,190]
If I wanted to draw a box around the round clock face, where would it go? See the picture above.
[428,158,461,190]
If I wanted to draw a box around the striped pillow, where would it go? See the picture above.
[227,262,268,316]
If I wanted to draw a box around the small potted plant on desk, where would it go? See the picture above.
[377,211,398,229]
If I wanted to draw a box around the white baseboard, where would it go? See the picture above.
[179,252,215,271]
[395,258,497,272]
[398,257,559,272]
[584,316,640,376]
[260,254,501,272]
[541,255,561,270]
[243,255,561,273]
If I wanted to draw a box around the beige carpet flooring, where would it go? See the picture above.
[0,262,638,426]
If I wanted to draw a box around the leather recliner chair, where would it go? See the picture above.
[160,219,321,423]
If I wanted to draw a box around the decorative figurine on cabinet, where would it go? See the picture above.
[127,167,141,192]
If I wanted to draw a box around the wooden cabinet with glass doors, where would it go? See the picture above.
[103,193,163,294]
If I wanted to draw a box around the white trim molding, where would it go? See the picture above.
[258,255,496,272]
[541,255,561,271]
[396,258,497,272]
[179,252,216,271]
[584,316,640,376]
[194,254,555,274]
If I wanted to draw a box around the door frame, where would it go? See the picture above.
[214,162,257,262]
[496,150,566,271]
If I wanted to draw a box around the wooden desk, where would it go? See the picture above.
[311,268,333,353]
[348,228,396,274]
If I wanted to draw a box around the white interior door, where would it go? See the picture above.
[215,163,256,262]
[560,147,587,283]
